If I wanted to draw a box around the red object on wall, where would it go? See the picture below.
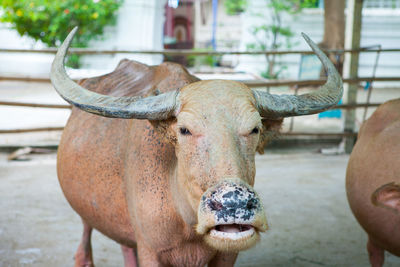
[164,1,194,49]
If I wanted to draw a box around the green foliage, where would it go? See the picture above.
[224,0,247,15]
[300,0,320,8]
[186,48,221,68]
[246,0,318,79]
[0,0,123,67]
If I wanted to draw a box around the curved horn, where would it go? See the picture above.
[252,33,343,119]
[51,27,178,120]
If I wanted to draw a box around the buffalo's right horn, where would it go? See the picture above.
[252,33,343,119]
[51,27,179,120]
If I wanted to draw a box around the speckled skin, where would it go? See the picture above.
[346,99,400,266]
[200,179,261,224]
[58,60,276,266]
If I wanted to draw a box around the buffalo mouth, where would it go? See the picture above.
[197,178,268,251]
[210,224,255,240]
[202,223,261,252]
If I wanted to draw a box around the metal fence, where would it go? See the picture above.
[364,0,400,8]
[1,47,400,138]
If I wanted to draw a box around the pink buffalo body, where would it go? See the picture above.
[51,28,342,266]
[346,99,400,267]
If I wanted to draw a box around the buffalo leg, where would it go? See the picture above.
[121,245,137,267]
[367,237,384,267]
[74,218,95,267]
[208,252,238,267]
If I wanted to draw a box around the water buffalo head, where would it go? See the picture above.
[172,80,271,251]
[51,27,342,252]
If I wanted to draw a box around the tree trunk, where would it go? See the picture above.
[319,0,346,75]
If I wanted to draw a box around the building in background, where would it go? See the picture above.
[235,0,400,86]
[164,0,194,50]
[163,0,195,65]
[0,0,399,86]
[0,0,166,78]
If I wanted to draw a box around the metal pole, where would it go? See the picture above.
[211,0,218,50]
[343,0,363,153]
[362,45,381,122]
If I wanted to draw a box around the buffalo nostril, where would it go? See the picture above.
[246,199,258,210]
[208,200,223,211]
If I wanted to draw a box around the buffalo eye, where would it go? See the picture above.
[179,127,192,136]
[250,127,259,134]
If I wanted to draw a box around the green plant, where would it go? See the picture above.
[0,0,123,67]
[186,48,221,68]
[224,0,247,15]
[246,0,318,79]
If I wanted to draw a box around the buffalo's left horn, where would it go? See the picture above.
[51,27,178,120]
[252,33,343,119]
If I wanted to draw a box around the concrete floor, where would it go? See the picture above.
[1,80,400,266]
[1,150,400,267]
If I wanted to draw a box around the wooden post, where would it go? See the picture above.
[343,0,363,153]
[320,0,345,75]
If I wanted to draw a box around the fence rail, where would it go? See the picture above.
[0,127,65,134]
[0,77,398,135]
[0,100,384,110]
[0,76,51,83]
[244,77,400,87]
[1,46,399,138]
[0,101,71,109]
[2,76,400,86]
[0,127,358,137]
[1,47,400,56]
[364,0,400,9]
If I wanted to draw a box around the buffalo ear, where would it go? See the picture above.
[150,118,177,145]
[256,118,283,154]
[371,182,400,214]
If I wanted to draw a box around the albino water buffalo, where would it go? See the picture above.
[51,27,342,267]
[346,99,400,267]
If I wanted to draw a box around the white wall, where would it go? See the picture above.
[1,0,399,87]
[235,0,400,87]
[0,23,54,78]
[194,0,242,50]
[82,0,166,71]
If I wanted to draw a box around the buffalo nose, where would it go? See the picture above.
[208,190,259,211]
[202,179,262,222]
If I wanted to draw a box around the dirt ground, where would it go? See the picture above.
[1,150,400,267]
